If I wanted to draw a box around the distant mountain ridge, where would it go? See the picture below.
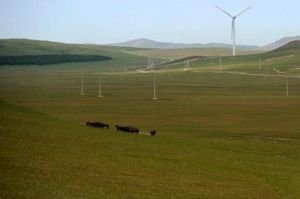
[109,38,259,50]
[259,36,300,51]
[273,40,300,51]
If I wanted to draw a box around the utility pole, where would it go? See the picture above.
[259,56,262,71]
[286,76,289,96]
[98,74,103,98]
[152,76,157,100]
[184,58,190,71]
[81,74,85,95]
[148,58,153,71]
[219,56,222,72]
[20,71,23,85]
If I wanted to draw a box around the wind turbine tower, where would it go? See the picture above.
[215,5,251,56]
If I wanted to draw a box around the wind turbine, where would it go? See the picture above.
[215,5,251,56]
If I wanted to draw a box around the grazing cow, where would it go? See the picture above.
[116,125,139,134]
[150,129,157,136]
[115,125,121,131]
[86,121,109,129]
[102,123,110,129]
[128,126,139,134]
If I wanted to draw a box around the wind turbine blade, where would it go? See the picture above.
[235,7,251,18]
[215,5,233,18]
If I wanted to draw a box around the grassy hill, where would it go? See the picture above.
[0,39,156,71]
[274,40,300,51]
[155,43,300,75]
[0,39,144,56]
[123,47,260,60]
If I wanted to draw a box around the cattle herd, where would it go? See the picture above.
[86,121,157,136]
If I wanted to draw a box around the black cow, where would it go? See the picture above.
[116,125,127,131]
[116,125,139,134]
[86,121,109,129]
[150,129,157,136]
[128,126,139,134]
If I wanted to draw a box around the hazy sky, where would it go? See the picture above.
[0,0,299,46]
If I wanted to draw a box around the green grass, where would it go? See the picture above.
[1,43,300,198]
[1,93,300,198]
[124,47,261,59]
[159,47,300,75]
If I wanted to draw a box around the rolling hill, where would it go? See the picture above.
[0,39,142,56]
[109,38,259,50]
[153,39,300,74]
[273,40,300,51]
[111,36,300,52]
[259,36,300,51]
[123,47,259,59]
[0,39,153,70]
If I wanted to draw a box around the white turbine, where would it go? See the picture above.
[215,5,251,56]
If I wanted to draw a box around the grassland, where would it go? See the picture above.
[1,41,300,198]
[124,47,261,59]
[158,46,300,75]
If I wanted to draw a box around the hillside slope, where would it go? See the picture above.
[124,47,259,59]
[0,39,151,70]
[274,40,300,51]
[0,39,143,56]
[157,42,300,74]
[260,36,300,51]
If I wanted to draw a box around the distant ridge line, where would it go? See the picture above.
[108,38,259,50]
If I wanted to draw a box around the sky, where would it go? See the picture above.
[0,0,299,46]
